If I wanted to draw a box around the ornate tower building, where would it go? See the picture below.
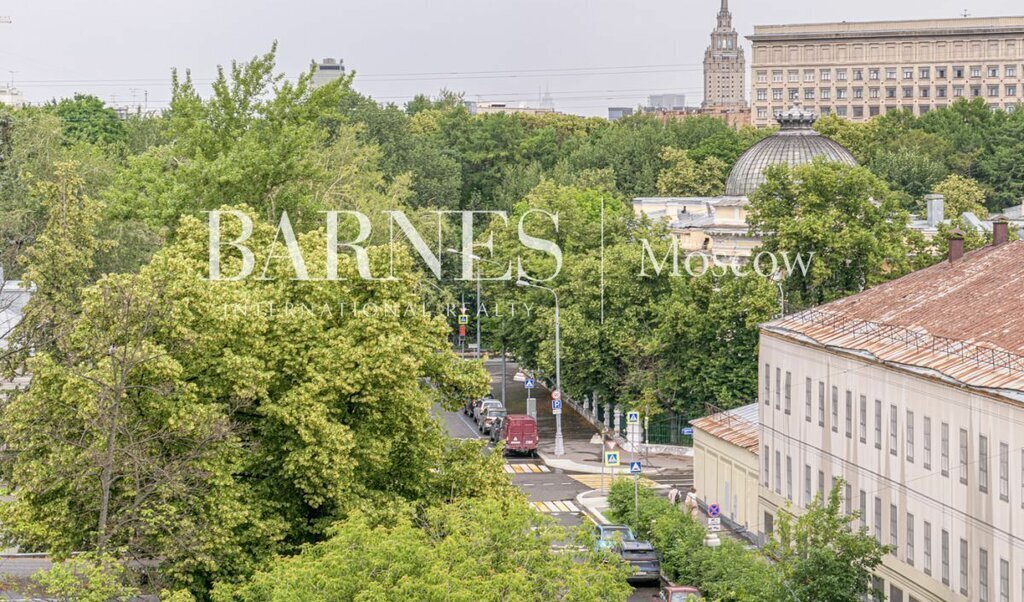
[702,0,747,110]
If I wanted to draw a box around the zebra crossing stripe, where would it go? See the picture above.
[531,500,582,514]
[503,463,550,474]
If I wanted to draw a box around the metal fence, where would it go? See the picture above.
[644,412,693,447]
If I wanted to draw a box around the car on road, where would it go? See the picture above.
[473,399,503,423]
[464,395,493,416]
[480,407,507,434]
[488,416,505,442]
[651,586,702,601]
[593,524,661,584]
[496,415,538,456]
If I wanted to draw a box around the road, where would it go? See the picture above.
[436,358,661,601]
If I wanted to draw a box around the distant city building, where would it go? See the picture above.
[0,85,25,108]
[311,58,346,88]
[703,0,747,110]
[464,101,557,116]
[607,107,634,121]
[647,94,689,110]
[748,16,1024,126]
[758,229,1024,602]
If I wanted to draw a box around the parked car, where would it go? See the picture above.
[464,395,493,416]
[480,407,507,434]
[473,399,503,423]
[497,415,538,456]
[651,586,702,602]
[488,416,505,442]
[594,524,660,584]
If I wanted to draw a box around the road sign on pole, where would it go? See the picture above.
[604,451,620,467]
[458,314,469,325]
[551,399,562,415]
[629,461,642,474]
[681,426,694,436]
[524,378,535,389]
[708,503,720,518]
[627,411,639,425]
[551,390,561,401]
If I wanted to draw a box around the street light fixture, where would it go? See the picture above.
[515,279,564,456]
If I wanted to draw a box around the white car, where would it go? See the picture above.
[473,399,503,423]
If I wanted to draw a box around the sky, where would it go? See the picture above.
[2,0,1022,117]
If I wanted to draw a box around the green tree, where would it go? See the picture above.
[46,94,128,147]
[765,481,889,602]
[656,147,728,196]
[32,553,138,602]
[932,174,989,218]
[748,158,912,308]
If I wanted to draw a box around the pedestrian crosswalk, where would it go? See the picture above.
[531,500,581,514]
[504,463,550,474]
[568,474,656,489]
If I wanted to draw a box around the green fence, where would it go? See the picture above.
[643,413,693,447]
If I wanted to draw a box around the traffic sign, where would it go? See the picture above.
[551,399,562,415]
[708,503,720,518]
[551,390,561,401]
[707,517,721,526]
[681,427,694,436]
[707,523,721,533]
[629,461,642,474]
[458,314,469,325]
[524,378,536,389]
[627,411,639,425]
[604,451,620,467]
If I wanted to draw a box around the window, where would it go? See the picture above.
[788,70,799,83]
[980,547,989,602]
[831,387,839,433]
[773,70,783,83]
[920,87,930,98]
[1008,85,1018,97]
[942,529,950,585]
[859,490,867,529]
[871,577,884,602]
[789,89,799,101]
[757,71,768,83]
[859,396,867,443]
[1006,65,1017,78]
[773,88,784,101]
[854,106,864,118]
[988,65,999,77]
[869,105,879,116]
[903,68,913,79]
[1021,450,1024,509]
[804,70,815,82]
[757,89,768,101]
[775,450,782,494]
[837,88,848,99]
[942,422,950,476]
[775,368,781,410]
[890,585,903,602]
[820,69,831,81]
[937,67,948,78]
[784,372,791,415]
[906,512,914,565]
[854,87,864,99]
[887,68,897,80]
[764,364,770,404]
[961,538,969,595]
[923,417,932,469]
[874,399,882,449]
[937,86,948,98]
[906,410,914,462]
[873,497,882,541]
[953,66,965,78]
[920,67,931,79]
[971,66,982,78]
[886,87,897,99]
[890,504,898,552]
[989,85,1000,97]
[837,70,848,81]
[845,391,853,438]
[805,464,812,504]
[980,434,989,493]
[869,68,880,80]
[924,521,932,575]
[960,428,969,485]
[999,442,1009,502]
[820,88,831,100]
[889,405,898,456]
[954,85,965,97]
[818,382,825,427]
[870,87,880,99]
[902,86,914,98]
[786,455,793,500]
[804,377,812,422]
[763,445,769,487]
[844,483,851,515]
[1000,558,1009,602]
[853,68,863,81]
[805,88,815,100]
[757,107,768,119]
[818,470,824,500]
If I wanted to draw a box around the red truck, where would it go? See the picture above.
[497,415,539,457]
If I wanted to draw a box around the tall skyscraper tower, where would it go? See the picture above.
[702,0,746,110]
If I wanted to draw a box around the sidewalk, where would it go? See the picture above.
[537,438,693,477]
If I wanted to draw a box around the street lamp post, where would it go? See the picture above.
[516,279,563,456]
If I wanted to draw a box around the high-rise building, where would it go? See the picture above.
[748,16,1024,126]
[311,58,346,88]
[703,0,747,110]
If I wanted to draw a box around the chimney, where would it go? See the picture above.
[925,194,945,227]
[948,228,965,263]
[992,216,1009,246]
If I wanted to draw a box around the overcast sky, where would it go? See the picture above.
[2,0,1022,117]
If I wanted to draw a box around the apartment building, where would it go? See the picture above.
[748,16,1024,126]
[758,225,1024,601]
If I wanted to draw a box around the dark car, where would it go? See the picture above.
[489,416,505,442]
[594,524,660,584]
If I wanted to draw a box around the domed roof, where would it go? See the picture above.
[724,105,858,197]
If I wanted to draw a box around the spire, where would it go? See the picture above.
[720,0,728,13]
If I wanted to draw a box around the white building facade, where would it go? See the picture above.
[759,233,1024,602]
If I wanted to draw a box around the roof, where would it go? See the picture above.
[724,106,858,196]
[764,240,1024,395]
[690,403,759,453]
[749,16,1024,41]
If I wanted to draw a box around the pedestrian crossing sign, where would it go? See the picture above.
[627,411,639,425]
[604,451,620,467]
[629,461,642,474]
[458,315,469,325]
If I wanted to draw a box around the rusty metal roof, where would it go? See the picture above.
[690,403,760,453]
[765,241,1024,394]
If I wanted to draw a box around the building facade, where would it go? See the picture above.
[748,16,1024,126]
[691,403,760,538]
[758,230,1024,602]
[311,58,346,89]
[703,0,747,110]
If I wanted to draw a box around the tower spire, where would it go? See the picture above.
[720,0,728,13]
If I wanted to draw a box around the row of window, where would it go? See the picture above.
[755,102,1017,120]
[755,65,1021,84]
[763,366,1022,504]
[763,445,1016,602]
[755,83,1020,102]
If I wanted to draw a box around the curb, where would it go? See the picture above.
[575,489,612,525]
[537,451,633,475]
